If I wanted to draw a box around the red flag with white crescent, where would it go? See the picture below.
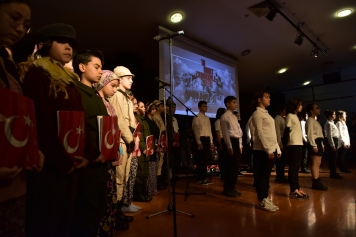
[98,116,119,161]
[0,87,39,168]
[57,111,85,158]
[159,131,167,153]
[146,135,154,156]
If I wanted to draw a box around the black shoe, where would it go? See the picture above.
[301,168,311,173]
[232,190,242,196]
[133,185,151,202]
[222,190,238,197]
[157,175,168,190]
[275,177,288,183]
[205,178,214,185]
[312,178,328,191]
[238,171,244,177]
[340,169,352,174]
[114,218,129,230]
[330,173,343,179]
[117,208,134,222]
[289,191,304,199]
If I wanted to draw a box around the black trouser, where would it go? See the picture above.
[338,146,348,171]
[197,136,211,180]
[71,163,108,237]
[26,166,78,237]
[275,152,286,179]
[325,137,338,175]
[301,144,308,170]
[218,139,228,175]
[223,138,241,191]
[287,145,302,192]
[253,150,275,201]
[247,142,253,169]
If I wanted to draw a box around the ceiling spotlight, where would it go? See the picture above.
[336,9,352,17]
[311,46,319,58]
[278,68,287,74]
[170,12,183,23]
[303,81,311,85]
[294,32,304,46]
[266,7,278,21]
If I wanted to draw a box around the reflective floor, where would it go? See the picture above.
[116,164,356,237]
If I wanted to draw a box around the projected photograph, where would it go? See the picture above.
[161,44,238,118]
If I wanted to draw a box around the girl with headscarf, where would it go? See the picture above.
[95,70,126,235]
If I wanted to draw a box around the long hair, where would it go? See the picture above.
[324,110,335,120]
[337,110,347,123]
[306,103,317,117]
[252,89,270,108]
[215,108,226,119]
[297,108,307,121]
[286,98,302,114]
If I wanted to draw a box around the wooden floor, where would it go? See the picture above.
[116,164,356,237]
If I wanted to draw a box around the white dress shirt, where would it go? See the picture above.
[336,121,350,149]
[246,116,253,145]
[324,120,339,148]
[250,107,281,154]
[305,117,324,148]
[220,110,243,149]
[274,115,285,148]
[301,121,307,143]
[214,119,223,138]
[285,113,303,146]
[172,116,179,133]
[192,112,213,144]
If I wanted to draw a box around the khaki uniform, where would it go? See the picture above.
[152,113,166,175]
[109,90,136,201]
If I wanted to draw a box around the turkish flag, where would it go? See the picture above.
[146,135,154,156]
[173,133,180,148]
[159,131,167,153]
[0,87,39,168]
[132,122,141,138]
[57,111,85,158]
[98,116,119,161]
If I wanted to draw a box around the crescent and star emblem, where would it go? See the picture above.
[104,129,115,149]
[63,124,82,154]
[4,115,30,148]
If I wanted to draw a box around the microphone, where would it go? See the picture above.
[155,77,170,87]
[153,30,184,41]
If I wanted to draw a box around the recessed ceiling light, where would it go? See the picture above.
[278,68,287,74]
[303,81,311,85]
[336,9,352,17]
[170,12,183,23]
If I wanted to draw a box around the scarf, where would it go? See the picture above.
[95,70,118,91]
[33,57,79,99]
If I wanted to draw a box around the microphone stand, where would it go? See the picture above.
[146,38,194,237]
[162,88,206,201]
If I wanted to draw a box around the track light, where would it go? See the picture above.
[311,46,319,58]
[266,7,278,21]
[294,31,304,46]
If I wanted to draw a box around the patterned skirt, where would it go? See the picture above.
[122,157,138,206]
[0,194,26,237]
[97,164,117,237]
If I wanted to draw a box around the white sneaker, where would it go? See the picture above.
[130,204,141,210]
[121,205,139,213]
[258,198,277,212]
[267,198,279,211]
